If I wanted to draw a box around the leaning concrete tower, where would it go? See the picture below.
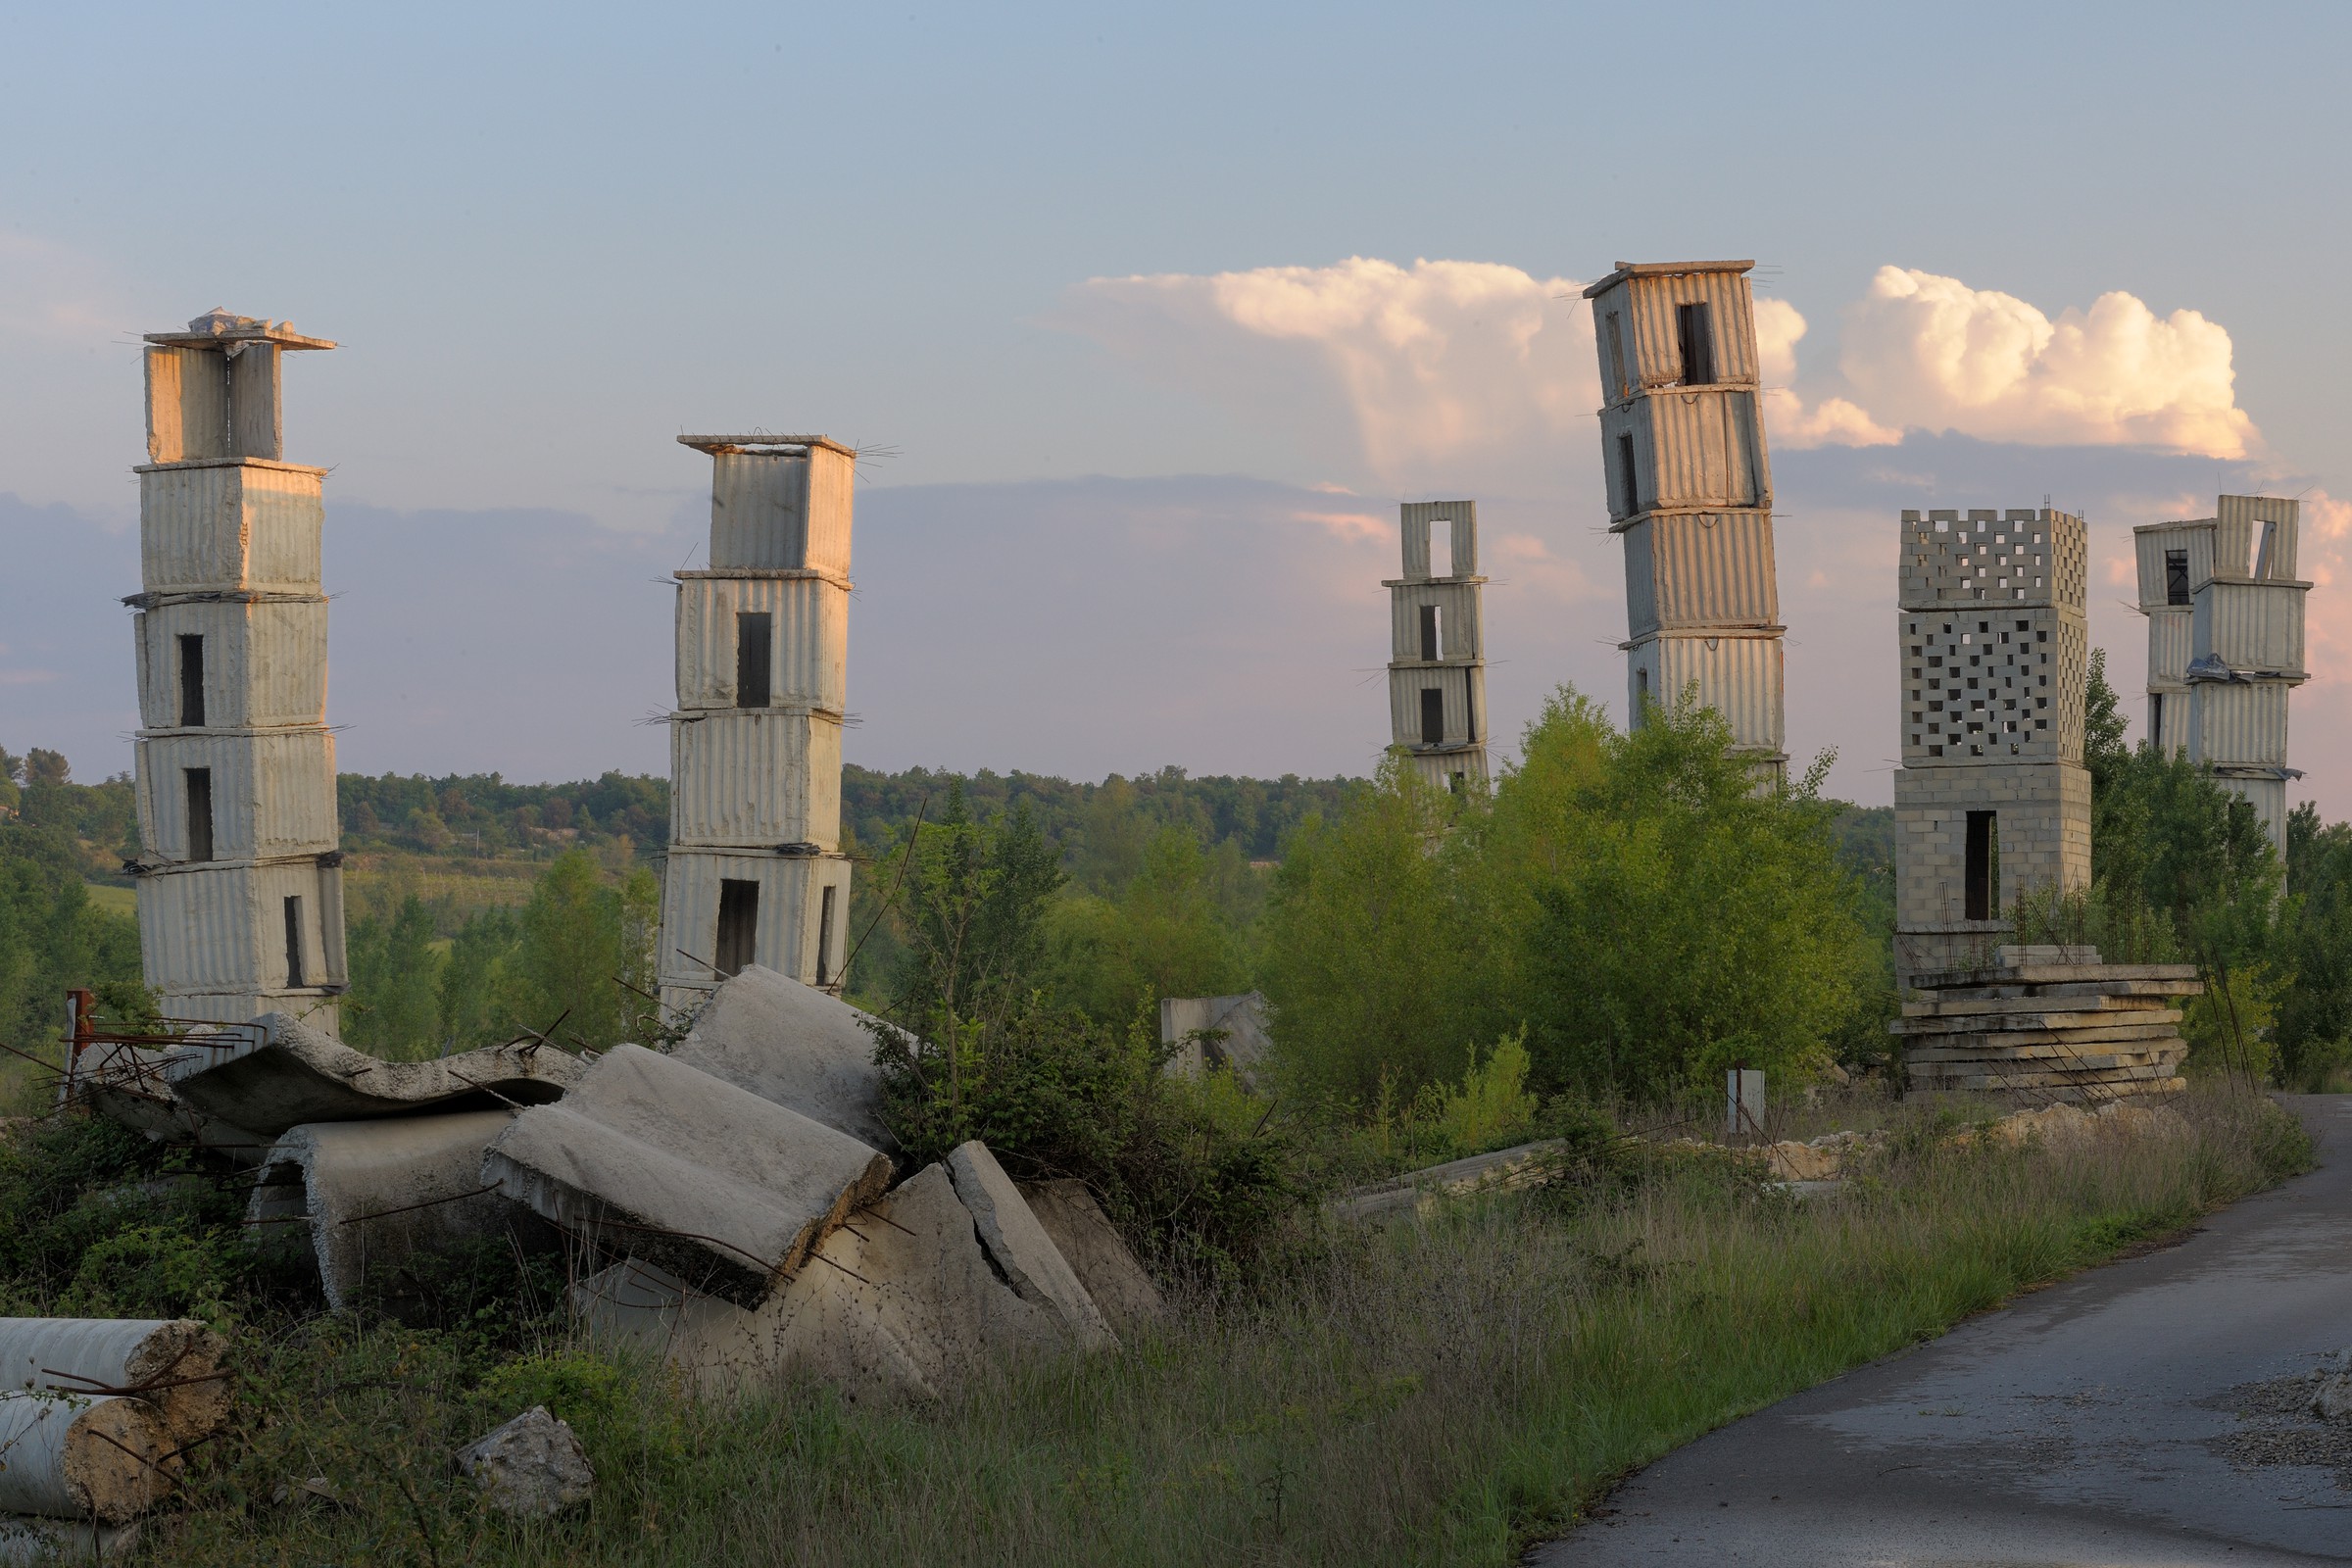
[128,311,347,1030]
[1891,507,2091,979]
[658,435,856,1021]
[1383,500,1488,791]
[2133,494,2306,856]
[1583,260,1786,780]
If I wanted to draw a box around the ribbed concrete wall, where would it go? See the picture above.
[1387,662,1488,750]
[674,574,849,710]
[1601,390,1768,519]
[135,462,324,595]
[133,598,328,729]
[2191,579,2308,672]
[138,858,348,994]
[134,730,339,861]
[2187,681,2291,767]
[2218,494,2300,579]
[2133,520,2213,609]
[657,848,852,999]
[1587,268,1761,399]
[1385,581,1484,662]
[2145,607,2192,688]
[1397,501,1478,579]
[1628,632,1785,753]
[669,711,843,849]
[1623,512,1778,637]
[707,446,855,575]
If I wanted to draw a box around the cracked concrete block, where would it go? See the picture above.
[1016,1179,1167,1338]
[0,1394,174,1524]
[945,1143,1114,1350]
[484,1045,891,1309]
[163,1013,583,1138]
[671,964,901,1152]
[245,1111,530,1312]
[0,1319,228,1447]
[573,1163,1069,1401]
[453,1406,592,1517]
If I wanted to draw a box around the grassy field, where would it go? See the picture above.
[123,1089,2309,1568]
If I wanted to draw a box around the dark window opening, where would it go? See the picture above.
[715,879,760,978]
[1616,432,1640,514]
[1448,771,1465,795]
[1420,686,1444,745]
[2165,549,2190,606]
[1605,312,1629,399]
[1676,301,1716,385]
[735,612,773,708]
[2150,692,2165,750]
[1419,604,1441,662]
[815,884,837,988]
[1964,810,1999,922]
[185,768,214,862]
[177,634,206,727]
[283,896,306,989]
[1636,667,1650,710]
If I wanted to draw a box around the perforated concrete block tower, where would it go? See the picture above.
[128,311,347,1030]
[1583,260,1786,781]
[1383,500,1488,790]
[1891,508,2091,979]
[2133,495,2306,855]
[659,435,856,1020]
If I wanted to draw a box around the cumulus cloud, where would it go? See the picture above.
[1838,267,2258,458]
[1063,257,1595,492]
[1752,297,1901,450]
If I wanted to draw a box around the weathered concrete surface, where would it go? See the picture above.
[0,1394,173,1524]
[1329,1138,1570,1222]
[246,1111,526,1311]
[946,1143,1115,1350]
[165,1013,582,1138]
[0,1517,140,1563]
[1017,1178,1167,1338]
[454,1406,593,1517]
[73,1038,270,1159]
[0,1318,228,1446]
[670,964,899,1151]
[1537,1096,2352,1566]
[484,1045,891,1308]
[574,1163,1066,1401]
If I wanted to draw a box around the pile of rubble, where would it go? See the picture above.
[1893,945,2203,1102]
[71,965,1161,1403]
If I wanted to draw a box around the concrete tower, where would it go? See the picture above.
[128,311,347,1030]
[1582,260,1785,780]
[1892,508,2091,979]
[658,435,856,1020]
[1383,500,1488,791]
[2133,495,2306,855]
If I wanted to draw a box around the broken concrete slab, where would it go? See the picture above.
[454,1406,593,1517]
[945,1143,1114,1350]
[573,1163,1069,1402]
[1016,1178,1167,1339]
[670,964,901,1151]
[0,1517,140,1563]
[71,1037,269,1160]
[164,1013,583,1139]
[245,1111,529,1312]
[0,1318,228,1447]
[0,1394,174,1524]
[483,1045,891,1309]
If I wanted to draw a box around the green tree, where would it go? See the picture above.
[438,907,527,1050]
[514,849,628,1049]
[344,895,443,1058]
[0,823,148,1070]
[1046,826,1250,1024]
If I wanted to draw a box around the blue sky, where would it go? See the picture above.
[5,3,2348,812]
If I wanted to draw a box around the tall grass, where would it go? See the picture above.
[151,1090,2307,1568]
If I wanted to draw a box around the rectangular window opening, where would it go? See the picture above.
[1616,432,1640,514]
[1419,686,1445,746]
[735,612,773,708]
[185,768,214,862]
[283,896,306,989]
[1676,301,1716,385]
[1426,520,1450,578]
[1964,810,1999,922]
[176,634,206,727]
[815,884,838,988]
[715,879,760,978]
[2165,548,2190,606]
[2255,519,2278,579]
[2151,692,2166,751]
[1419,604,1441,662]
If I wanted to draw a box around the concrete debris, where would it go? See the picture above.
[946,1143,1114,1350]
[269,1476,345,1510]
[0,1393,174,1525]
[2311,1374,2352,1423]
[71,1037,268,1161]
[1892,949,2201,1102]
[670,964,900,1150]
[574,1158,1097,1402]
[165,1012,583,1139]
[483,1045,892,1308]
[1329,1137,1570,1222]
[0,1517,141,1563]
[245,1112,531,1311]
[1017,1179,1167,1338]
[453,1406,593,1518]
[0,1318,228,1447]
[1159,993,1272,1086]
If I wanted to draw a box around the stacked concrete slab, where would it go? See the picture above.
[1892,508,2091,979]
[1382,501,1488,790]
[1583,261,1786,781]
[659,436,857,1022]
[2133,494,2307,856]
[1893,946,2198,1102]
[127,312,347,1030]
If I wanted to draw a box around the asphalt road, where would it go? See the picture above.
[1535,1095,2352,1567]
